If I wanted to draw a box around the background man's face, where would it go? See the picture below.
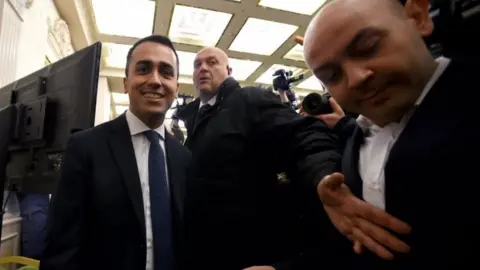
[304,0,435,126]
[193,48,231,98]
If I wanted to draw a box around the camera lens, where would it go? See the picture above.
[302,93,333,115]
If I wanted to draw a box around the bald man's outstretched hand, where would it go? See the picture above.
[318,173,412,260]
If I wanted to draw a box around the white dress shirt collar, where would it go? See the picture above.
[199,95,217,110]
[126,109,166,139]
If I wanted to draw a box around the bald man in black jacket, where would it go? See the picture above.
[178,47,343,270]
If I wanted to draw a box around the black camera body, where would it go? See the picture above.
[302,92,333,115]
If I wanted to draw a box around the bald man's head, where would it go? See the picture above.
[193,47,232,101]
[303,0,436,127]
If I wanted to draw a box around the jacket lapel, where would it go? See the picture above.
[190,77,241,138]
[192,104,218,136]
[164,132,186,220]
[108,114,145,236]
[384,59,460,211]
[342,125,365,199]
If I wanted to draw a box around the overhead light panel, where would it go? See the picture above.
[115,105,129,116]
[92,0,155,38]
[255,64,306,85]
[296,76,325,91]
[178,76,194,84]
[284,44,304,61]
[228,58,262,81]
[229,18,298,55]
[104,43,130,69]
[169,5,232,47]
[177,51,197,76]
[258,0,328,15]
[111,93,129,104]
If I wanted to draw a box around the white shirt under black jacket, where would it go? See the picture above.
[126,110,170,270]
[199,95,217,109]
[357,57,450,210]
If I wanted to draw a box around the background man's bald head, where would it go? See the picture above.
[196,47,229,64]
[193,47,232,99]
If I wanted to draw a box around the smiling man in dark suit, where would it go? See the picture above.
[303,0,480,268]
[40,35,190,270]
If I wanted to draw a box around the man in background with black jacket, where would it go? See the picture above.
[178,47,345,270]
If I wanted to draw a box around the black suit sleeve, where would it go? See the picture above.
[246,87,342,188]
[40,134,90,270]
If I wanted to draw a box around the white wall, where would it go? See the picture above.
[0,0,22,87]
[15,0,71,79]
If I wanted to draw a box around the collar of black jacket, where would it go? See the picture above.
[214,77,240,104]
[177,77,240,121]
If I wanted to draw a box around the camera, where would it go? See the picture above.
[272,69,304,91]
[301,92,333,115]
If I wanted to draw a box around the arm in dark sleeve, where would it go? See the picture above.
[245,88,343,269]
[246,87,342,188]
[40,134,89,270]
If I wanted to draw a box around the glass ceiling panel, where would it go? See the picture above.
[229,18,298,55]
[92,0,155,38]
[115,105,129,115]
[258,0,328,15]
[169,5,232,47]
[111,93,129,104]
[284,44,304,61]
[229,58,262,81]
[296,76,325,91]
[104,43,130,69]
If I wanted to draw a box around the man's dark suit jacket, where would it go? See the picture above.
[39,114,191,270]
[339,59,480,269]
[178,78,343,270]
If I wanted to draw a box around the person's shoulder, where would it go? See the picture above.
[239,85,280,104]
[166,133,191,158]
[240,85,275,96]
[68,117,117,145]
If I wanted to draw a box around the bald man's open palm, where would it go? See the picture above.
[318,173,412,260]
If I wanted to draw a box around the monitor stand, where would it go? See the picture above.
[0,105,16,249]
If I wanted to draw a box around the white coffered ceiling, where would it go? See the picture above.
[54,0,329,118]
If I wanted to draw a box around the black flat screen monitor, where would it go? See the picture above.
[0,42,102,193]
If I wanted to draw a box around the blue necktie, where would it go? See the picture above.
[144,130,173,270]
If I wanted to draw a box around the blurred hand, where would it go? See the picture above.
[318,172,412,260]
[316,97,345,128]
[243,266,275,270]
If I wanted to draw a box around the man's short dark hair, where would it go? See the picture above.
[125,35,180,78]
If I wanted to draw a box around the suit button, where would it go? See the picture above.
[139,244,146,249]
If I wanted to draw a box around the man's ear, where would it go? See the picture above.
[227,66,232,76]
[123,77,128,94]
[404,0,434,37]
